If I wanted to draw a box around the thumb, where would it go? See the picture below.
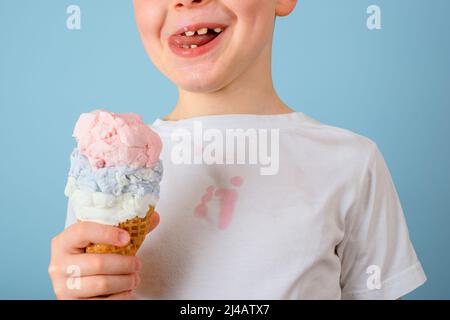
[62,221,130,253]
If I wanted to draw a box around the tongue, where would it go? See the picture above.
[170,33,218,47]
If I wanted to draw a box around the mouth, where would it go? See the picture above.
[168,23,228,58]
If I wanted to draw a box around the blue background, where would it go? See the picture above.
[0,0,449,299]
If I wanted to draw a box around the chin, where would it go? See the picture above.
[170,69,230,93]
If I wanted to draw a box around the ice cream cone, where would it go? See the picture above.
[84,206,155,256]
[67,110,163,256]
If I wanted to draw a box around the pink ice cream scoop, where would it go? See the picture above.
[73,110,162,169]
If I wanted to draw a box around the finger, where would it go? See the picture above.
[70,273,139,298]
[60,222,130,253]
[62,254,141,277]
[87,290,134,300]
[148,211,160,233]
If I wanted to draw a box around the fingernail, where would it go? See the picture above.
[135,258,142,272]
[119,231,130,245]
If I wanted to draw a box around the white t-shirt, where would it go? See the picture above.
[65,111,426,299]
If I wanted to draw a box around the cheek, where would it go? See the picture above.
[134,1,165,53]
[229,0,275,16]
[229,0,275,48]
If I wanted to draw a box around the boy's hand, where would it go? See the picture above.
[48,212,159,300]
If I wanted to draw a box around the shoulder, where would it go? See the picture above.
[297,113,378,161]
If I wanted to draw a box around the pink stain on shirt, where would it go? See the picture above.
[194,185,215,218]
[230,176,243,187]
[214,188,239,230]
[194,176,244,230]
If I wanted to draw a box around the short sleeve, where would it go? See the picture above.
[337,142,426,299]
[65,198,77,229]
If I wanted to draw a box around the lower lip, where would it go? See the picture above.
[168,29,227,58]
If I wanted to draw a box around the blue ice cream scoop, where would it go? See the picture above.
[68,148,163,198]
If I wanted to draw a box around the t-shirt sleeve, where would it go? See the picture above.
[337,142,426,299]
[64,198,77,229]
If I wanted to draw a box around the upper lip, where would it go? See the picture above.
[171,22,228,36]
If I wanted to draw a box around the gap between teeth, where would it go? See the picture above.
[184,27,222,37]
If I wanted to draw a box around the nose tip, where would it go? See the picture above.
[174,0,206,10]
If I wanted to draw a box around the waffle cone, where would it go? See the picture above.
[83,206,155,256]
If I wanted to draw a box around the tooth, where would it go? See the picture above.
[185,31,195,37]
[214,28,222,33]
[197,28,208,35]
[182,45,189,49]
[190,45,198,49]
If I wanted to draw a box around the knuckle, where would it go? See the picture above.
[127,258,137,272]
[50,236,59,251]
[48,263,60,277]
[96,277,110,292]
[102,227,120,245]
[73,222,86,239]
[130,274,137,289]
[92,257,105,272]
[100,229,113,242]
[135,273,141,287]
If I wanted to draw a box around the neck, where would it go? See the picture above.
[163,43,294,121]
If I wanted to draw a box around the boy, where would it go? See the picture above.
[49,0,426,299]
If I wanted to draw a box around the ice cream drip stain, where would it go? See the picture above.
[194,176,244,230]
[214,188,238,230]
[230,176,243,187]
[194,185,215,219]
